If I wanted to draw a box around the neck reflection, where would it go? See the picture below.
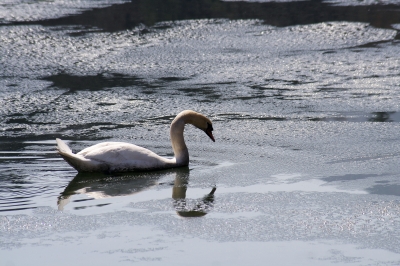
[172,168,216,217]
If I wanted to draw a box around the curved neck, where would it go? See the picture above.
[170,117,189,166]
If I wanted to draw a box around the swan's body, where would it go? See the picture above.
[56,110,215,173]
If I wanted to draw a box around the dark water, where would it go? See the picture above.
[10,0,400,32]
[1,0,400,265]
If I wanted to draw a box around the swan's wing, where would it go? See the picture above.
[77,142,174,170]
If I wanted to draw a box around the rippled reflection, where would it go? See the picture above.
[172,169,216,217]
[58,171,158,210]
[58,167,216,216]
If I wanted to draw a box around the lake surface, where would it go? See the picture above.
[1,0,400,265]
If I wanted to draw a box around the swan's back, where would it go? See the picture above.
[78,142,175,171]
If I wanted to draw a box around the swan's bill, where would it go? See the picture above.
[205,123,215,142]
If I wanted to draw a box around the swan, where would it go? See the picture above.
[56,110,215,173]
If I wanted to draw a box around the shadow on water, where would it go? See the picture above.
[43,73,146,92]
[58,167,216,217]
[368,112,397,122]
[367,184,400,197]
[321,174,400,197]
[321,173,375,182]
[215,112,400,123]
[309,112,400,123]
[6,0,400,33]
[42,73,190,92]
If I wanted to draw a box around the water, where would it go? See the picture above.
[1,0,400,265]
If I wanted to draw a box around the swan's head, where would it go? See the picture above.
[177,110,215,142]
[192,112,215,142]
[203,121,215,142]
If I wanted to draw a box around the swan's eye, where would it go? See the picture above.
[207,123,213,131]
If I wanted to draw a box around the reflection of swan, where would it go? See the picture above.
[58,167,216,217]
[57,171,162,210]
[56,110,215,173]
[172,168,216,217]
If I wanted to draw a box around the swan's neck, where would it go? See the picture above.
[170,117,189,166]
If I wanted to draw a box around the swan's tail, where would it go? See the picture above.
[56,138,72,154]
[56,138,93,172]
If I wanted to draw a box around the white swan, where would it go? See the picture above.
[56,110,215,173]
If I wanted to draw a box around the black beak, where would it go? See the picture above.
[205,123,215,142]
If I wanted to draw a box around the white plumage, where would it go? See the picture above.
[56,110,215,173]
